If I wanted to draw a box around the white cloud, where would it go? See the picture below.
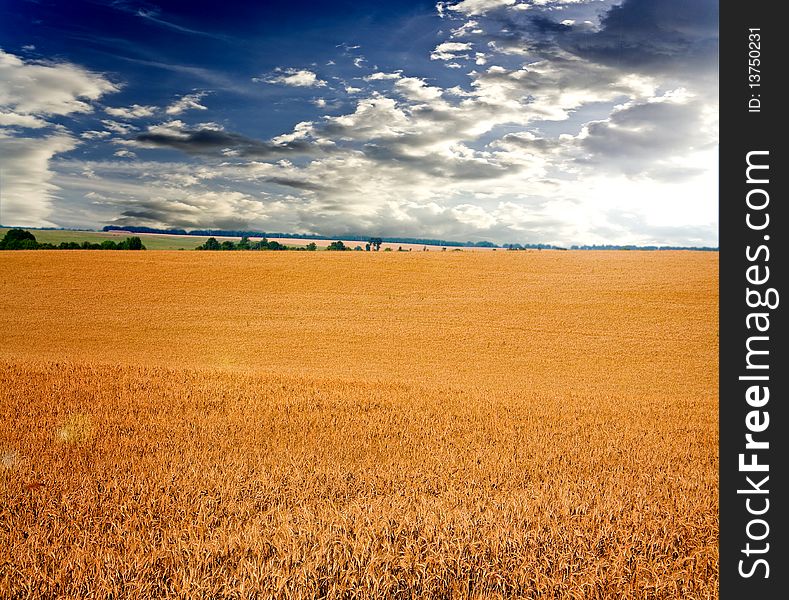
[80,130,112,140]
[101,119,138,135]
[165,92,208,115]
[0,49,118,118]
[321,97,411,140]
[450,20,483,37]
[22,0,716,247]
[394,78,444,102]
[451,203,498,228]
[0,133,77,226]
[439,0,516,17]
[113,149,137,159]
[258,69,326,88]
[431,42,473,60]
[0,50,118,226]
[143,120,190,138]
[271,121,314,145]
[105,104,157,119]
[0,111,48,128]
[365,72,402,81]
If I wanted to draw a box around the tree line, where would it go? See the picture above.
[102,225,500,248]
[196,237,376,252]
[0,229,146,250]
[196,236,316,251]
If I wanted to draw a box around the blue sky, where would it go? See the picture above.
[0,0,718,245]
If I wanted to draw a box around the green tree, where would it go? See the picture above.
[238,236,251,250]
[0,228,37,250]
[198,237,221,250]
[127,237,145,250]
[326,240,347,251]
[306,242,317,251]
[369,237,383,251]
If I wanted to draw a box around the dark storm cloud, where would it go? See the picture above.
[562,0,718,78]
[119,209,167,221]
[529,16,572,35]
[135,128,318,158]
[454,0,717,83]
[264,176,328,191]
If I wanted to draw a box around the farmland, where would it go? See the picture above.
[0,228,498,251]
[0,251,718,598]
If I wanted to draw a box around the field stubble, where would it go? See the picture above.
[0,251,718,598]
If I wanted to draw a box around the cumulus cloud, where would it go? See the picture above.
[438,0,517,18]
[365,72,402,81]
[431,42,473,61]
[573,95,716,180]
[257,69,327,87]
[320,97,411,141]
[105,104,157,119]
[394,77,444,102]
[81,130,112,140]
[0,111,48,128]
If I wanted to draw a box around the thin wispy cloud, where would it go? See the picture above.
[108,1,233,42]
[165,92,209,115]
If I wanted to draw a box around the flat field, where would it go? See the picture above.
[0,228,495,251]
[0,251,718,598]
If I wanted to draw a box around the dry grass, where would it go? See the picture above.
[0,251,718,598]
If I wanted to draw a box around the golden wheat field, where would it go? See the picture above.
[0,250,717,599]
